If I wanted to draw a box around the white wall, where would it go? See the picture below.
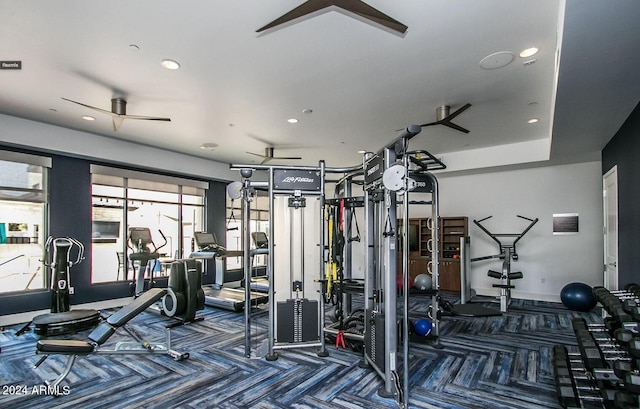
[411,160,604,302]
[0,114,237,181]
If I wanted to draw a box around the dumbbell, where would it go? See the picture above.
[613,391,637,409]
[553,345,580,408]
[623,371,640,394]
[622,299,638,313]
[613,328,635,347]
[628,339,640,359]
[624,283,640,297]
[614,360,634,379]
[575,330,606,370]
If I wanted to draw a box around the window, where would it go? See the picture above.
[225,191,269,270]
[90,165,206,284]
[0,151,50,293]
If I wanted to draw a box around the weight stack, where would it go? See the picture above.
[364,309,386,372]
[276,299,318,343]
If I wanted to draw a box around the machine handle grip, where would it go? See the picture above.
[155,230,168,252]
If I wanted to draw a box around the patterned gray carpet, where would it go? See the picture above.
[0,294,599,409]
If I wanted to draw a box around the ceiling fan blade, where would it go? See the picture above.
[121,114,171,122]
[112,117,125,132]
[443,103,472,121]
[62,97,115,117]
[257,0,332,32]
[272,156,303,160]
[260,157,273,165]
[246,151,267,158]
[418,121,439,128]
[336,0,408,33]
[441,121,470,134]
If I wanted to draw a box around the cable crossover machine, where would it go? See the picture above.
[229,124,446,409]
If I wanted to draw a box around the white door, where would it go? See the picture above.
[603,166,618,290]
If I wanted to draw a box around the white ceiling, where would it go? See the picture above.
[0,1,638,172]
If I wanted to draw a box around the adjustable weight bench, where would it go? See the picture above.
[34,288,189,389]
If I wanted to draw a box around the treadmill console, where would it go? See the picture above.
[194,232,226,255]
[251,232,269,249]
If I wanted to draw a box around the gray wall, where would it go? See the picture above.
[414,161,604,302]
[602,101,640,287]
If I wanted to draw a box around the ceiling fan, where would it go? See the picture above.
[62,97,171,131]
[246,147,302,164]
[416,103,472,134]
[257,0,407,34]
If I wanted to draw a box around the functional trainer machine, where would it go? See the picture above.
[230,126,447,408]
[33,288,189,390]
[360,125,446,408]
[459,215,538,313]
[228,165,328,360]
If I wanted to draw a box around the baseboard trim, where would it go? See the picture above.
[473,287,561,303]
[0,297,132,327]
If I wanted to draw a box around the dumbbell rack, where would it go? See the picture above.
[553,285,640,408]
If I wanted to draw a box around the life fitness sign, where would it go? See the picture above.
[273,169,321,192]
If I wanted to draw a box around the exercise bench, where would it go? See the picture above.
[34,288,189,389]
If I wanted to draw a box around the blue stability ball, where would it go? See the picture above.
[560,282,597,312]
[414,318,433,336]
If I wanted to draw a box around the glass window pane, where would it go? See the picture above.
[0,160,44,190]
[128,178,179,194]
[0,201,46,293]
[92,183,125,198]
[128,188,179,203]
[182,203,204,258]
[182,194,204,206]
[127,201,178,278]
[91,169,206,285]
[0,189,46,202]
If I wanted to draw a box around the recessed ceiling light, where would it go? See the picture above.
[161,59,180,70]
[287,118,299,124]
[200,142,218,150]
[528,118,539,124]
[357,150,367,154]
[129,44,140,52]
[82,115,96,121]
[520,47,539,58]
[302,108,313,114]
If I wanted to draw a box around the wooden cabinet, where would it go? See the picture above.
[398,216,468,292]
[439,260,462,293]
[440,217,467,260]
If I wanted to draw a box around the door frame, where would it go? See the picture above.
[603,165,618,290]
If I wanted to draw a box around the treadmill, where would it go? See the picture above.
[190,232,268,312]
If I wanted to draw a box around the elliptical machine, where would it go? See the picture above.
[127,227,167,297]
[24,237,100,336]
[128,227,204,323]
